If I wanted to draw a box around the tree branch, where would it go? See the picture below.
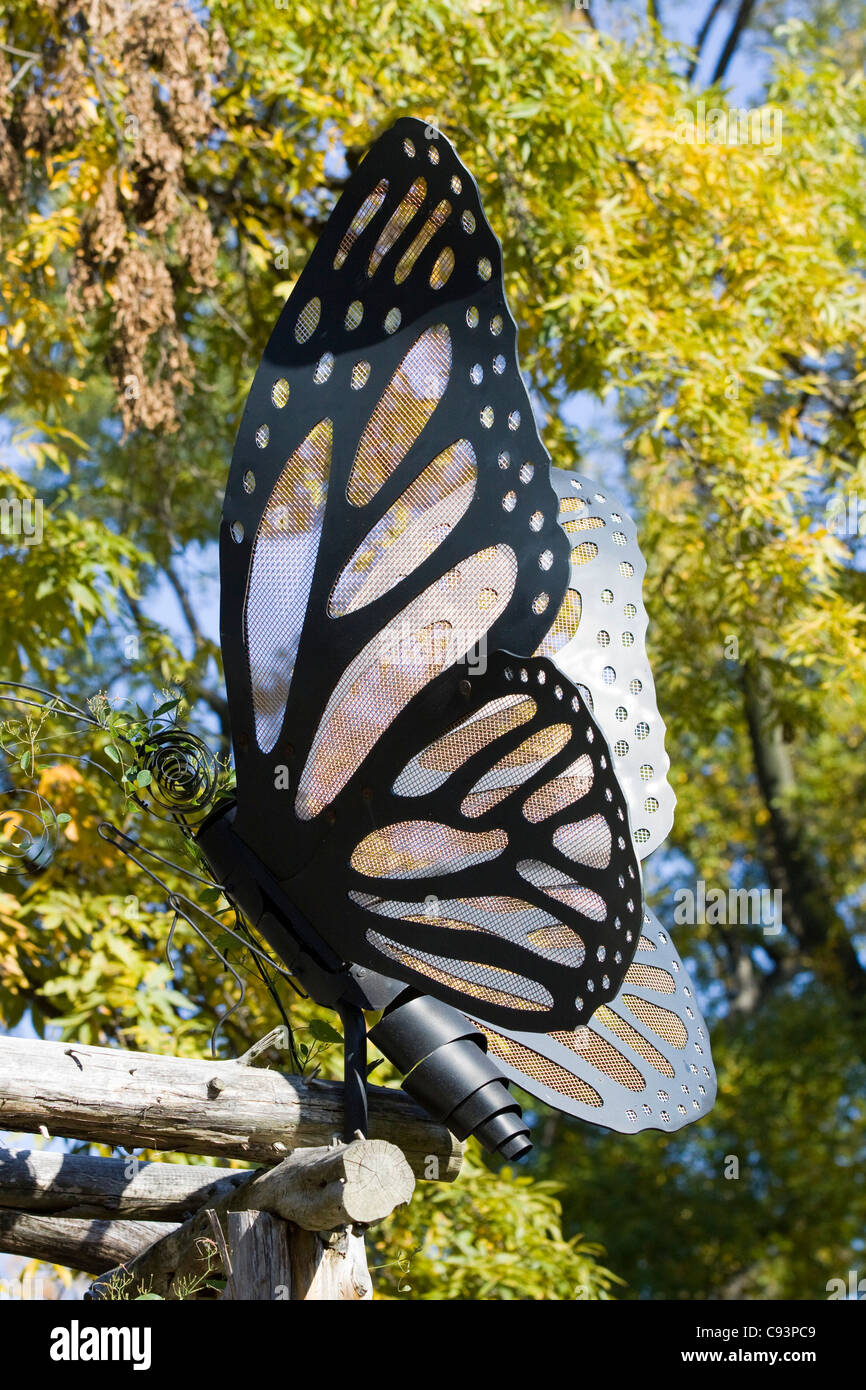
[688,0,726,82]
[711,0,758,85]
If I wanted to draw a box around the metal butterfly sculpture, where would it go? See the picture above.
[0,118,715,1158]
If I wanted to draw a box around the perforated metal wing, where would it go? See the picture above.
[543,471,675,858]
[472,909,716,1133]
[217,116,646,1033]
[471,479,716,1128]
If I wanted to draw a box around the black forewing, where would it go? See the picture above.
[220,117,571,879]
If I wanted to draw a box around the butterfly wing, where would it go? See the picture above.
[216,116,645,1031]
[471,908,716,1133]
[471,492,712,1123]
[538,471,676,859]
[288,651,644,1032]
[220,116,572,881]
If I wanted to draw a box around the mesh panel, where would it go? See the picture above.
[350,821,506,878]
[517,858,607,922]
[330,440,476,616]
[463,894,540,913]
[245,419,333,753]
[494,724,570,770]
[523,753,594,823]
[334,179,389,269]
[347,324,452,506]
[367,934,551,1010]
[353,892,585,968]
[417,697,536,774]
[571,541,599,566]
[526,923,586,958]
[595,1005,675,1077]
[394,199,451,284]
[563,515,605,533]
[553,814,612,870]
[459,786,513,817]
[368,177,426,275]
[430,247,455,289]
[294,298,321,343]
[542,884,607,919]
[550,1027,645,1092]
[622,995,688,1048]
[460,723,571,819]
[623,962,675,993]
[535,588,581,657]
[448,899,583,965]
[636,935,657,952]
[478,1027,603,1106]
[296,544,518,818]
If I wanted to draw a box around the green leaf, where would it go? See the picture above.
[153,698,182,717]
[308,1018,343,1045]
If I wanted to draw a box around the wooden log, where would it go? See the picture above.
[91,1138,413,1300]
[0,1034,462,1181]
[0,1142,413,1227]
[0,1148,248,1220]
[224,1212,293,1300]
[231,1138,414,1229]
[0,1210,176,1276]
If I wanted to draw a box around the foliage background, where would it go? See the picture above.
[1,0,864,1300]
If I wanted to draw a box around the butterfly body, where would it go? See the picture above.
[196,799,399,1011]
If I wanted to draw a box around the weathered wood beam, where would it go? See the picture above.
[0,1034,462,1181]
[91,1138,413,1300]
[0,1148,249,1220]
[0,1211,176,1276]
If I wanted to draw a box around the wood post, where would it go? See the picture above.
[287,1227,372,1301]
[225,1212,293,1301]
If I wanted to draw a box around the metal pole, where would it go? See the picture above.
[337,1001,368,1142]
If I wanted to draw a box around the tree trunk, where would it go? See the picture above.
[742,660,865,1012]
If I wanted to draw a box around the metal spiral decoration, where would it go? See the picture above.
[139,729,218,820]
[0,790,59,875]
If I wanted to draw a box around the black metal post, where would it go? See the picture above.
[337,1001,369,1142]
